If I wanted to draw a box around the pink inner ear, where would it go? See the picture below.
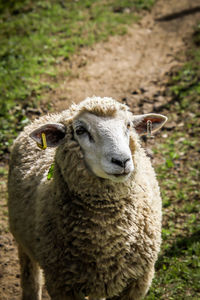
[30,123,66,147]
[44,128,66,146]
[144,117,161,123]
[135,117,163,134]
[144,117,164,124]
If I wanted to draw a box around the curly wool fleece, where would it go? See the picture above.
[8,97,162,300]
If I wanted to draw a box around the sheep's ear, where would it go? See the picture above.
[29,123,66,148]
[132,113,167,136]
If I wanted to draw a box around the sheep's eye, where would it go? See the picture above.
[127,122,131,129]
[75,127,87,135]
[75,126,94,142]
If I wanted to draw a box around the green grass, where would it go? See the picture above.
[145,24,200,300]
[0,0,155,158]
[1,2,199,298]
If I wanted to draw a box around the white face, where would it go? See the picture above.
[73,112,134,182]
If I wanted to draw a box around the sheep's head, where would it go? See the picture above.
[72,111,134,182]
[30,97,167,183]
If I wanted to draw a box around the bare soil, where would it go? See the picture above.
[1,0,200,299]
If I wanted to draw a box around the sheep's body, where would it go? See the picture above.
[8,97,164,300]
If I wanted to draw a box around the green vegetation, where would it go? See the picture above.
[0,0,155,158]
[47,163,54,180]
[145,24,200,300]
[1,1,199,298]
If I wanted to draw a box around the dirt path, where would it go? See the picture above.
[1,0,200,299]
[43,0,200,115]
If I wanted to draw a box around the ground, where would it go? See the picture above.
[0,0,200,299]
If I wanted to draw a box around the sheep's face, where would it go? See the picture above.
[73,112,134,182]
[29,97,167,183]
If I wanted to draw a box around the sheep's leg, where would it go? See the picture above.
[107,268,154,300]
[50,290,83,300]
[52,296,77,300]
[18,245,42,300]
[88,297,106,300]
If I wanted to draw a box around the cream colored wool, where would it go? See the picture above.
[8,97,163,300]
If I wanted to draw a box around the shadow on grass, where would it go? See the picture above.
[156,229,200,269]
[155,6,200,22]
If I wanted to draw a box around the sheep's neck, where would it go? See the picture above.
[53,162,134,206]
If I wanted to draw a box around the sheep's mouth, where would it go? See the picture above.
[105,171,131,182]
[107,171,130,177]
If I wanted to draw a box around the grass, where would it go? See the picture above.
[1,1,200,298]
[0,166,8,234]
[145,23,200,300]
[0,0,155,158]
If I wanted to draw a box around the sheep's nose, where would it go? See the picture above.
[111,157,130,168]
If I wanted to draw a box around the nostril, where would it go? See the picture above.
[111,158,124,167]
[124,158,130,165]
[111,157,130,168]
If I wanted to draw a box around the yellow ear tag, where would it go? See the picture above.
[37,132,47,150]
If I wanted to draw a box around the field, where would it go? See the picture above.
[0,0,200,299]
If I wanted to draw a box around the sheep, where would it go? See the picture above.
[8,96,167,300]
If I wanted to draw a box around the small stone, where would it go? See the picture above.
[156,96,165,104]
[143,98,153,103]
[140,87,147,93]
[153,91,161,98]
[153,102,162,112]
[132,90,139,95]
[142,103,154,114]
[165,121,176,130]
[124,8,131,14]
